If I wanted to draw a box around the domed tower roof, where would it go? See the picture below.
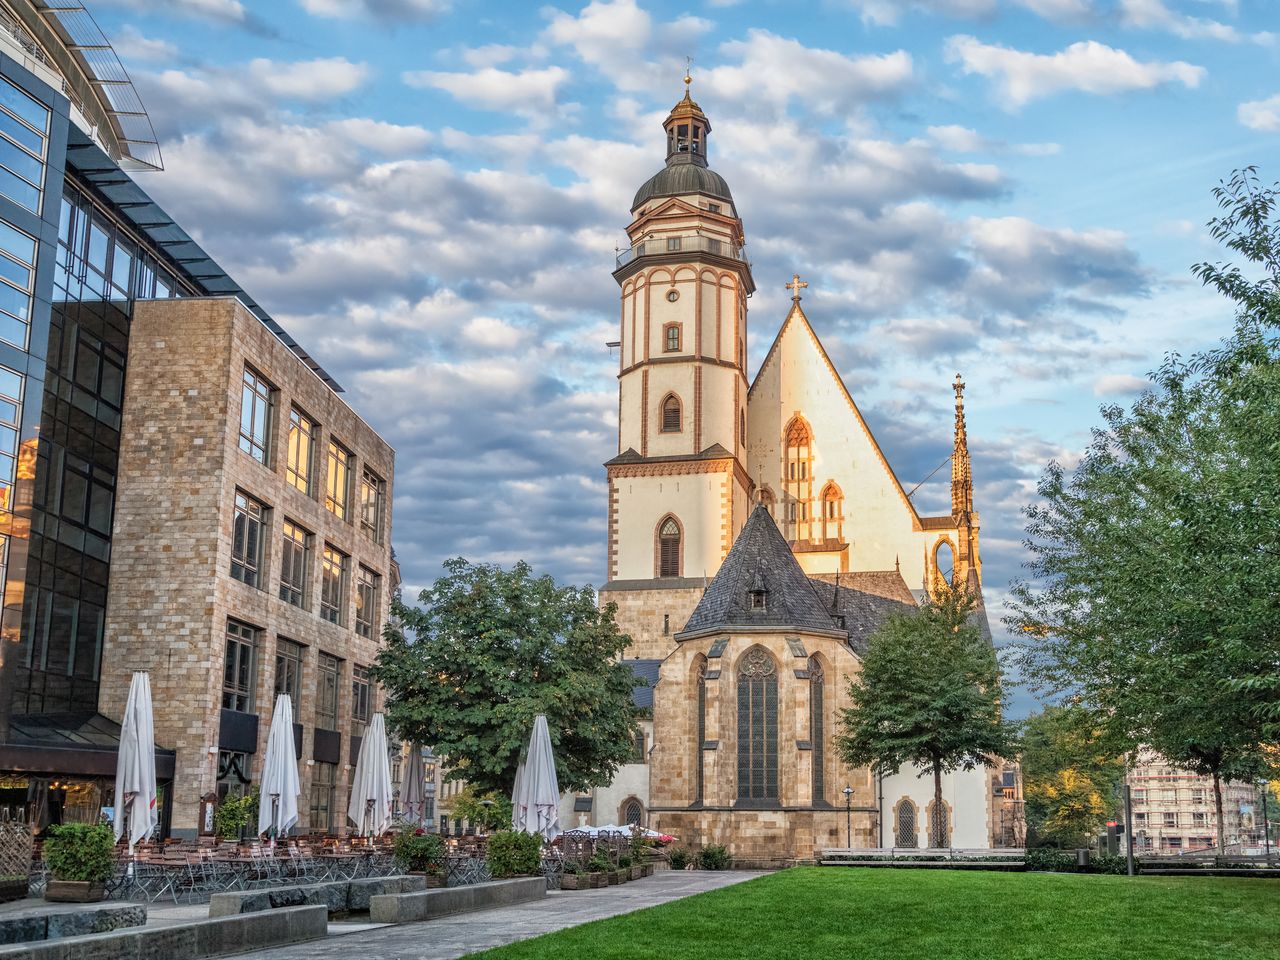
[630,73,734,211]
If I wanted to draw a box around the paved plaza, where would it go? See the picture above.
[226,870,766,960]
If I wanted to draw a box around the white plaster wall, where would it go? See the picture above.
[613,472,735,581]
[558,721,655,828]
[880,765,993,848]
[746,308,959,589]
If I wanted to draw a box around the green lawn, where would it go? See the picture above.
[468,868,1279,960]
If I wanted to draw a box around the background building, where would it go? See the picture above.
[1128,754,1266,853]
[0,1,394,838]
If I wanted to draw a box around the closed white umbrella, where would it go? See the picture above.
[257,694,301,843]
[348,713,394,837]
[114,672,157,854]
[510,714,560,841]
[402,743,426,826]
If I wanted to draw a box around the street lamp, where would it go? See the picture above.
[480,798,495,836]
[1260,780,1272,863]
[842,785,854,848]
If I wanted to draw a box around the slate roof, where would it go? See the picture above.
[678,505,843,637]
[807,572,919,655]
[605,443,735,467]
[633,162,734,210]
[627,659,662,709]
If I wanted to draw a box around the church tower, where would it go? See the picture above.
[601,76,755,659]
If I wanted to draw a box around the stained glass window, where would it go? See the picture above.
[737,647,778,801]
[810,658,825,803]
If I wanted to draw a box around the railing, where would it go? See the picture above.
[616,235,746,269]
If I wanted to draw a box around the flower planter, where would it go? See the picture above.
[46,880,106,903]
[560,874,585,890]
[606,870,620,885]
[642,863,655,877]
[587,872,605,888]
[630,865,644,880]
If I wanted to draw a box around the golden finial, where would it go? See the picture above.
[786,273,808,302]
[683,57,693,98]
[953,372,965,401]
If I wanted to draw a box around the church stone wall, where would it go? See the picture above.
[600,582,704,661]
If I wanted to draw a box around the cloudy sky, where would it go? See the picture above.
[90,0,1276,710]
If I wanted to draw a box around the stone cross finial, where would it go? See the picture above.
[954,373,965,401]
[786,274,808,301]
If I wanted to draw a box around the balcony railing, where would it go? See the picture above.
[616,235,747,269]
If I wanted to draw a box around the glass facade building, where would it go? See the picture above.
[0,2,353,833]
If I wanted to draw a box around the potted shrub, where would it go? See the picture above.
[668,847,691,871]
[560,862,586,890]
[696,844,731,871]
[617,854,632,882]
[44,824,115,903]
[487,830,543,879]
[586,851,611,888]
[393,828,447,888]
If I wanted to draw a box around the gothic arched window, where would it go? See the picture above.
[783,417,814,539]
[809,657,825,803]
[657,516,681,577]
[661,394,682,433]
[895,799,918,848]
[622,798,645,826]
[820,481,843,542]
[737,647,778,802]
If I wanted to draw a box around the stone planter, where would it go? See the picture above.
[46,880,106,903]
[560,873,586,890]
[630,865,644,880]
[587,872,605,888]
[642,863,655,877]
[606,870,620,885]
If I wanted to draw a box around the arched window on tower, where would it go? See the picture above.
[737,647,778,802]
[660,394,682,433]
[759,486,776,519]
[820,481,843,543]
[657,517,681,578]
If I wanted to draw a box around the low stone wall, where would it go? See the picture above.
[209,875,426,917]
[0,901,147,945]
[0,904,326,960]
[370,877,546,924]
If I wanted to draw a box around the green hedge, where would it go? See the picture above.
[487,830,543,878]
[44,824,115,884]
[1025,849,1131,875]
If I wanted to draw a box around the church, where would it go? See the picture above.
[560,79,1022,865]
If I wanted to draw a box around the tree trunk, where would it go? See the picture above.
[932,761,946,848]
[1213,770,1225,853]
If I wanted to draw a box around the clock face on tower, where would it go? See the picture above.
[666,289,680,302]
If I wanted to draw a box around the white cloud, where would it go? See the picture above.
[945,35,1205,107]
[326,118,432,153]
[1093,373,1150,396]
[1238,93,1280,132]
[704,31,913,115]
[247,58,371,100]
[848,0,1089,26]
[1118,0,1262,43]
[101,0,246,22]
[926,124,1060,156]
[403,66,570,114]
[112,25,179,64]
[299,0,449,18]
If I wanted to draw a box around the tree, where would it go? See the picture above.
[1021,706,1124,848]
[372,558,641,797]
[1009,168,1280,849]
[837,584,1016,847]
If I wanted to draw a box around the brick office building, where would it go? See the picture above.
[0,1,395,838]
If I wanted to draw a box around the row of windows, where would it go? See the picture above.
[1131,788,1209,803]
[222,617,373,728]
[231,489,383,638]
[238,366,386,543]
[1132,812,1211,828]
[0,76,47,216]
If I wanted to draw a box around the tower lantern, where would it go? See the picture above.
[665,71,711,165]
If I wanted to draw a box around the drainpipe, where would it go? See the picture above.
[877,772,885,848]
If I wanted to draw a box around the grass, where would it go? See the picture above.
[467,868,1279,960]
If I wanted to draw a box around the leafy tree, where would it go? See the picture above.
[451,786,512,833]
[1009,168,1280,849]
[837,584,1016,846]
[372,558,640,797]
[1021,706,1124,848]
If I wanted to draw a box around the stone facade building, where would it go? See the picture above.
[0,1,394,839]
[1128,753,1267,853]
[580,79,1014,863]
[100,299,393,838]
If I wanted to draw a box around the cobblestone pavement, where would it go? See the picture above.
[227,869,767,960]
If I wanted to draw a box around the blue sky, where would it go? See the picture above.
[88,0,1279,713]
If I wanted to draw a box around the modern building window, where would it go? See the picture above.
[0,221,34,351]
[316,653,341,731]
[355,566,381,639]
[231,491,266,588]
[660,394,681,432]
[664,323,681,352]
[1164,812,1178,828]
[810,657,825,803]
[239,367,274,465]
[352,665,372,727]
[275,638,304,704]
[286,407,316,495]
[737,647,778,801]
[279,520,310,608]
[359,469,385,543]
[0,77,47,215]
[222,620,258,712]
[320,545,348,624]
[325,439,352,520]
[309,761,336,833]
[657,517,680,577]
[895,799,918,848]
[0,364,21,511]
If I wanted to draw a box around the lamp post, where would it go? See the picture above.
[480,798,495,836]
[842,785,854,848]
[1260,780,1272,863]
